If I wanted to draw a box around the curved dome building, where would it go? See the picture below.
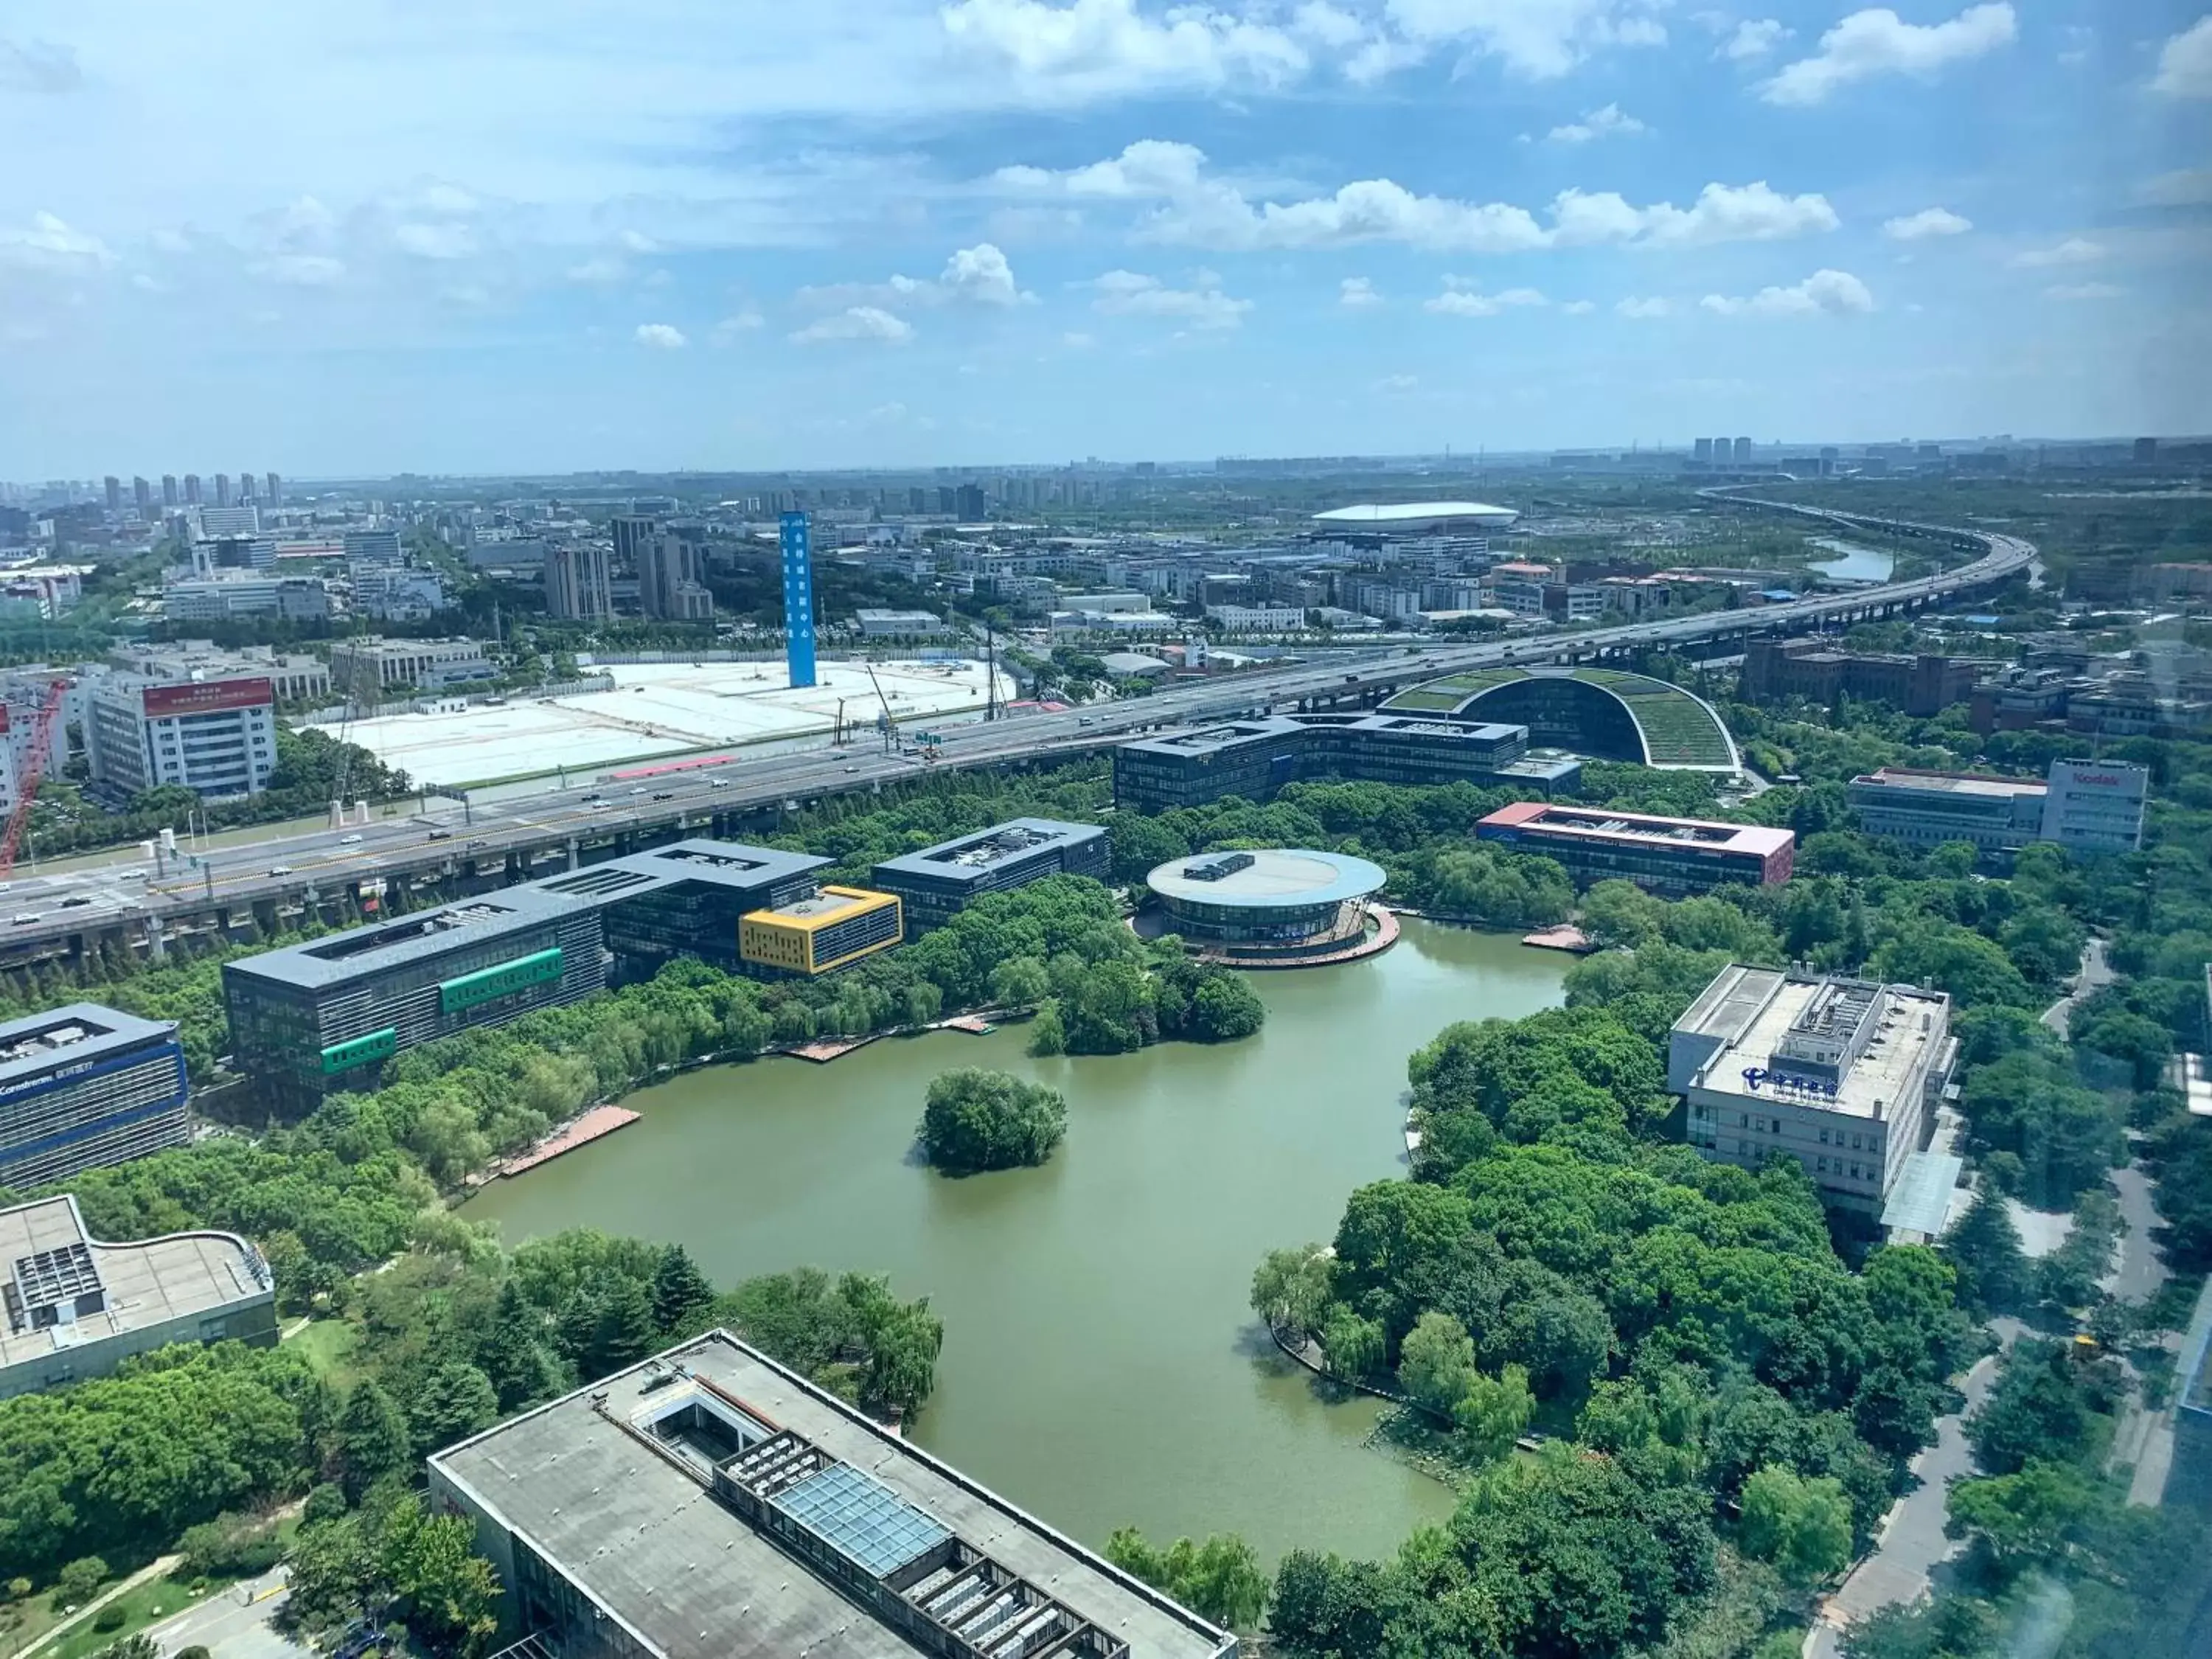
[1381,666,1739,773]
[1147,848,1387,948]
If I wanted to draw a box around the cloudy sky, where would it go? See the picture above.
[3,1,2208,476]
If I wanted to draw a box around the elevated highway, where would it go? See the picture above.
[0,495,2030,970]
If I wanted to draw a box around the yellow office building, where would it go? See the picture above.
[738,886,904,977]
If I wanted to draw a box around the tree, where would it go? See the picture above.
[1187,975,1266,1043]
[53,1557,107,1607]
[337,1382,412,1503]
[1025,1001,1067,1056]
[556,1269,658,1380]
[1250,1245,1333,1340]
[1453,1365,1535,1463]
[918,1068,1068,1175]
[476,1280,561,1410]
[988,956,1051,1009]
[1945,1461,2098,1576]
[1321,1307,1385,1382]
[1739,1464,1852,1585]
[378,1495,501,1654]
[1965,1343,2094,1476]
[1941,1189,2031,1315]
[1105,1529,1268,1630]
[1397,1311,1477,1416]
[651,1245,715,1336]
[406,1360,499,1458]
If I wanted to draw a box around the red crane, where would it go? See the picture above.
[0,679,70,880]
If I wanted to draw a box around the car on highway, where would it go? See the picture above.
[341,832,364,844]
[10,913,41,925]
[580,791,602,803]
[653,790,675,800]
[589,801,611,810]
[629,786,648,796]
[60,895,92,908]
[427,829,452,841]
[709,777,731,789]
[267,865,293,876]
[466,838,489,849]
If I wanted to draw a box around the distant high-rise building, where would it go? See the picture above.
[608,513,655,575]
[239,472,257,502]
[265,471,281,506]
[1733,437,1752,465]
[956,483,987,520]
[636,531,712,622]
[103,476,122,513]
[342,529,403,568]
[161,475,178,508]
[908,486,927,514]
[213,473,232,507]
[132,477,152,514]
[936,485,957,515]
[543,543,613,622]
[1693,438,1714,465]
[182,474,201,506]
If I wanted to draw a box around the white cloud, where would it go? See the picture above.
[0,210,111,269]
[1374,373,1419,392]
[2045,282,2124,301]
[939,0,1310,100]
[790,305,914,344]
[618,229,660,253]
[994,144,1835,253]
[1339,276,1382,307]
[1547,103,1645,143]
[1088,268,1251,328]
[1882,206,1972,240]
[252,253,344,287]
[2152,16,2212,98]
[1615,295,1672,317]
[1382,0,1669,80]
[1425,282,1546,316]
[1062,330,1097,347]
[1559,298,1596,314]
[1719,18,1789,59]
[1293,2,1366,48]
[2011,236,2104,268]
[1762,3,2016,105]
[1700,268,1875,316]
[2140,167,2212,207]
[634,322,687,349]
[799,243,1031,312]
[566,255,630,285]
[394,221,476,260]
[709,310,765,344]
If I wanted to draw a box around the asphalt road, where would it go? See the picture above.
[0,495,2032,939]
[142,1568,297,1659]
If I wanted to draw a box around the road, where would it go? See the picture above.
[1808,1323,2022,1659]
[15,1556,182,1659]
[2041,937,2115,1036]
[0,495,2033,945]
[142,1568,296,1659]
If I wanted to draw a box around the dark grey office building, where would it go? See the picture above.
[431,1330,1234,1659]
[223,886,609,1110]
[870,818,1111,935]
[0,1004,189,1190]
[537,840,830,973]
[1113,713,1578,813]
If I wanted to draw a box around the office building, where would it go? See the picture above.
[354,566,449,622]
[1475,802,1795,896]
[1694,439,1714,465]
[223,886,611,1110]
[536,840,830,975]
[163,575,329,624]
[1114,714,1574,813]
[182,473,202,506]
[342,528,403,568]
[740,888,903,978]
[2039,758,2148,854]
[329,636,495,703]
[1733,437,1753,465]
[161,475,178,509]
[1670,964,1957,1219]
[131,477,151,515]
[1743,639,1979,717]
[102,476,122,513]
[608,512,656,578]
[543,542,613,621]
[213,473,232,507]
[1847,768,2049,857]
[238,472,257,502]
[1,1194,278,1399]
[1382,666,1740,772]
[109,641,333,703]
[195,504,260,538]
[428,1330,1233,1659]
[1148,848,1385,950]
[872,818,1110,936]
[637,529,713,622]
[265,472,281,507]
[85,674,277,799]
[853,608,950,639]
[0,1004,189,1192]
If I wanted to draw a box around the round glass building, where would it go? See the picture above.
[1145,848,1388,946]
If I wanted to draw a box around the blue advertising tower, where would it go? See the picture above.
[779,510,817,689]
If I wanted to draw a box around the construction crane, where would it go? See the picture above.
[862,661,900,754]
[0,679,70,880]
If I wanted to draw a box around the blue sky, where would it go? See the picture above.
[1,1,2208,476]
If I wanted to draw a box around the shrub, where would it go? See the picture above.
[918,1068,1068,1175]
[93,1603,126,1632]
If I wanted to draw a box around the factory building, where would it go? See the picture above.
[739,888,904,978]
[84,674,277,800]
[1848,758,2146,860]
[870,818,1111,936]
[1,1194,277,1399]
[1669,964,1957,1220]
[223,886,610,1111]
[1113,714,1576,813]
[429,1330,1234,1659]
[0,1004,190,1192]
[1475,802,1795,897]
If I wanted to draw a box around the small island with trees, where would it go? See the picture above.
[919,1068,1069,1175]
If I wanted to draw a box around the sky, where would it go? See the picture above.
[1,0,2208,476]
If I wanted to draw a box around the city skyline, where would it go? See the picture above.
[3,1,2207,475]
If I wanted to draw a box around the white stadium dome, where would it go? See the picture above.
[1310,501,1520,532]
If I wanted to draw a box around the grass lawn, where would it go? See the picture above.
[285,1317,361,1386]
[41,1575,205,1659]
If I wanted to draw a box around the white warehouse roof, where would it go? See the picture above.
[1312,501,1520,531]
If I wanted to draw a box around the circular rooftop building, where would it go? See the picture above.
[1147,848,1388,948]
[1380,666,1739,773]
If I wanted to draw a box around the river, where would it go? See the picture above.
[464,920,1568,1562]
[1806,538,1896,585]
